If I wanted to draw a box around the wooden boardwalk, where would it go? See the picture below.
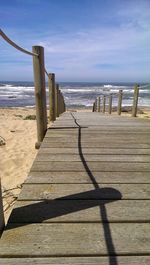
[0,112,150,264]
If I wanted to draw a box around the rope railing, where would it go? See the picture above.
[0,29,38,57]
[0,29,66,149]
[1,29,66,233]
[44,68,49,77]
[92,84,141,117]
[139,84,150,89]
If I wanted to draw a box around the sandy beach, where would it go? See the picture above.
[0,106,150,223]
[0,108,38,222]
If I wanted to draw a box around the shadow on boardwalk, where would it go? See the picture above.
[71,113,122,265]
[7,114,122,265]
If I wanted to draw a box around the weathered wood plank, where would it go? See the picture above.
[46,128,150,135]
[53,118,150,124]
[18,183,150,200]
[0,223,149,256]
[50,124,78,128]
[26,171,150,184]
[72,113,149,120]
[35,153,150,162]
[31,161,150,172]
[38,147,150,155]
[55,113,149,120]
[45,132,150,137]
[9,199,150,223]
[47,127,150,132]
[53,115,149,122]
[52,124,150,128]
[51,119,150,125]
[43,138,150,143]
[41,142,150,148]
[47,130,150,135]
[0,256,150,265]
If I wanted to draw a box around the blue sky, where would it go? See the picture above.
[0,0,150,82]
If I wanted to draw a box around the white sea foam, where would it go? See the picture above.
[140,89,150,93]
[2,84,13,88]
[104,84,129,89]
[0,85,34,92]
[62,88,94,93]
[0,82,150,108]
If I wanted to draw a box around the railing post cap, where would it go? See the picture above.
[32,45,44,49]
[48,73,55,79]
[48,72,55,75]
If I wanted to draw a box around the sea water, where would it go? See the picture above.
[0,81,150,108]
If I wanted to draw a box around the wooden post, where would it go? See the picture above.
[60,92,65,114]
[132,84,139,117]
[60,93,63,114]
[108,94,112,114]
[63,94,65,113]
[94,101,96,112]
[59,91,63,114]
[56,84,59,117]
[94,102,96,112]
[32,46,47,149]
[0,179,5,235]
[62,96,65,113]
[97,97,100,112]
[92,102,95,112]
[102,95,106,113]
[64,100,66,112]
[48,73,56,122]
[55,84,57,118]
[117,89,123,115]
[59,89,63,115]
[95,100,97,112]
[58,89,61,115]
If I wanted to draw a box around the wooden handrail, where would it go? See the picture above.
[92,84,140,118]
[1,29,67,149]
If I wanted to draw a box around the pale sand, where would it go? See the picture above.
[112,107,150,119]
[0,108,37,222]
[0,106,150,223]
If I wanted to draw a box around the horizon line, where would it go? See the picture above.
[0,80,148,84]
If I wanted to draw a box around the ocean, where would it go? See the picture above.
[0,81,150,109]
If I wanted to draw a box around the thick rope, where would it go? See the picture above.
[44,68,49,77]
[0,29,38,57]
[139,84,150,89]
